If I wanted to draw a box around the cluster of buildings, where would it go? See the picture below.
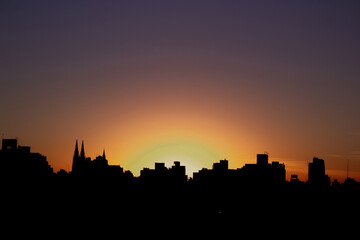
[67,140,336,189]
[140,161,187,185]
[71,140,133,181]
[193,154,286,186]
[0,139,53,180]
[0,138,354,190]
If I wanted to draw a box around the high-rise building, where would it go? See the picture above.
[308,157,330,188]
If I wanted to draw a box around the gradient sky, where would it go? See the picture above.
[1,0,360,182]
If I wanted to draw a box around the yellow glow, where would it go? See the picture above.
[123,139,222,176]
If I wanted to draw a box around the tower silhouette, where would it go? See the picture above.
[71,140,87,173]
[308,157,330,188]
[80,140,85,161]
[72,140,78,173]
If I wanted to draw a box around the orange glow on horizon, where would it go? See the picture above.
[16,70,357,184]
[2,1,360,187]
[37,105,355,183]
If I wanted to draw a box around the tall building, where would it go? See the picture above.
[308,157,330,188]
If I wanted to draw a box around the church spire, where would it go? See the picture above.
[102,149,106,159]
[72,140,80,173]
[73,140,79,159]
[80,140,85,160]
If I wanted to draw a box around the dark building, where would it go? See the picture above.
[290,174,300,184]
[2,139,17,151]
[308,157,330,188]
[140,161,188,185]
[193,154,286,186]
[240,154,286,185]
[72,140,85,174]
[213,159,229,172]
[169,161,187,184]
[193,159,229,184]
[0,138,53,180]
[257,154,269,166]
[70,140,131,181]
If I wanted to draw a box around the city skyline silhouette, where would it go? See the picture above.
[1,1,360,234]
[2,137,358,184]
[1,137,358,187]
[1,137,359,234]
[2,1,360,185]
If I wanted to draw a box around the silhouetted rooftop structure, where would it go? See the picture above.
[193,154,286,187]
[308,157,330,188]
[0,138,53,180]
[241,154,286,185]
[291,174,300,184]
[213,159,229,171]
[70,140,131,182]
[140,161,188,185]
[1,138,360,232]
[2,139,17,151]
[257,153,268,166]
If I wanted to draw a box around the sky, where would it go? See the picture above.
[1,0,360,182]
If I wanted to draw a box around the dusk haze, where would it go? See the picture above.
[2,1,360,236]
[1,1,360,183]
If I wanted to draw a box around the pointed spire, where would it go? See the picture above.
[80,140,85,160]
[72,140,80,173]
[73,140,79,159]
[102,149,106,159]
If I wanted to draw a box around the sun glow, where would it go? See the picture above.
[124,139,223,177]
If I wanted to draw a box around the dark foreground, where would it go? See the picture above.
[2,178,360,238]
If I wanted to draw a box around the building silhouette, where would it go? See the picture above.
[0,137,347,193]
[140,161,188,185]
[240,154,286,185]
[290,174,300,184]
[193,159,235,186]
[308,157,330,188]
[0,138,53,180]
[193,154,286,186]
[70,140,133,181]
[1,137,360,233]
[71,140,91,174]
